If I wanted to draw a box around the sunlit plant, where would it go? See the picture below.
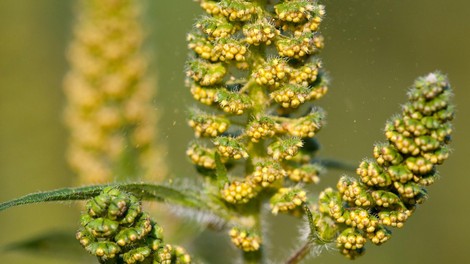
[0,0,455,264]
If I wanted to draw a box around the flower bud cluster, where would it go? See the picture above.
[76,187,191,263]
[316,72,454,258]
[189,0,329,252]
[64,0,166,184]
[270,187,307,215]
[229,227,261,252]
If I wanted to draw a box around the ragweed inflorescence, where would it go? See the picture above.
[314,72,454,259]
[76,187,192,264]
[64,0,166,184]
[187,0,328,254]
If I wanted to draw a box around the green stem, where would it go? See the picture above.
[285,242,312,264]
[285,204,320,264]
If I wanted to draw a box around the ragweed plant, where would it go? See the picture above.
[64,0,167,184]
[0,1,455,264]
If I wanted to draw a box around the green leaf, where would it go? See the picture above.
[214,152,228,187]
[120,183,207,208]
[0,183,207,213]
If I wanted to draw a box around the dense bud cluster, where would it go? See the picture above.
[316,72,454,258]
[64,0,166,184]
[270,187,307,215]
[229,227,261,252]
[77,188,191,263]
[221,179,258,204]
[189,0,328,252]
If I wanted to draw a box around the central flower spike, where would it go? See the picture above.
[188,0,328,252]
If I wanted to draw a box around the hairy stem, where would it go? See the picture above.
[285,242,312,264]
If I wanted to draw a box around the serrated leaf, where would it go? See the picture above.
[0,183,207,213]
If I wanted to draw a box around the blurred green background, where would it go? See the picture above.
[0,0,468,263]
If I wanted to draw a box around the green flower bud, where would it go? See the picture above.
[416,172,439,186]
[287,163,323,184]
[347,209,379,233]
[422,146,450,164]
[286,109,325,138]
[195,16,236,40]
[357,160,392,187]
[393,181,425,199]
[76,228,95,248]
[386,164,414,183]
[337,177,373,207]
[186,59,227,86]
[221,180,258,204]
[336,228,366,259]
[373,143,403,166]
[275,0,316,23]
[385,131,420,156]
[213,136,249,159]
[253,58,290,88]
[219,0,258,22]
[86,241,121,259]
[409,90,452,116]
[186,142,218,169]
[85,217,119,238]
[215,89,252,115]
[318,187,341,214]
[371,190,402,208]
[212,37,248,62]
[267,137,303,160]
[403,116,428,136]
[275,32,323,59]
[189,83,219,105]
[270,187,307,215]
[197,0,221,16]
[289,61,321,86]
[114,213,152,246]
[367,226,391,245]
[245,117,277,142]
[243,19,278,46]
[187,32,216,61]
[405,156,434,175]
[229,227,261,252]
[270,84,313,108]
[188,110,230,138]
[409,72,448,100]
[122,246,152,264]
[250,160,286,188]
[154,244,173,264]
[414,135,440,152]
[378,209,411,228]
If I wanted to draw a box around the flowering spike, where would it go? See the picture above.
[314,72,454,258]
